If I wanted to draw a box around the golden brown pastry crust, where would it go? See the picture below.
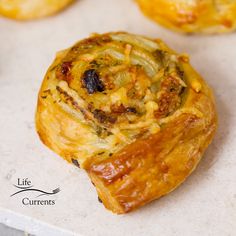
[35,32,217,214]
[0,0,74,20]
[136,0,236,33]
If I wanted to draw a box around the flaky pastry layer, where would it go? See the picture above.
[36,32,217,213]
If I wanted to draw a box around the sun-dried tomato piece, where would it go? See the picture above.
[82,69,105,94]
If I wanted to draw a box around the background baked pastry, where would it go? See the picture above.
[136,0,236,33]
[0,0,74,20]
[36,32,217,214]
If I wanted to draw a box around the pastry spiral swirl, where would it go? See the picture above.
[36,32,217,213]
[0,0,74,20]
[136,0,236,34]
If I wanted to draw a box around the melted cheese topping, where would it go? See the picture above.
[37,32,205,166]
[36,32,217,214]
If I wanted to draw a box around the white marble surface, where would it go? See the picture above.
[0,0,236,235]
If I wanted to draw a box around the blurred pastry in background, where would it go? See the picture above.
[0,0,74,20]
[136,0,236,34]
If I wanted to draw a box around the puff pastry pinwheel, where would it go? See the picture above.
[0,0,74,20]
[136,0,236,33]
[36,32,217,214]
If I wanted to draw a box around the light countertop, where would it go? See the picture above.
[0,0,236,235]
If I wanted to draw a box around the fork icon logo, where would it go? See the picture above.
[11,178,60,206]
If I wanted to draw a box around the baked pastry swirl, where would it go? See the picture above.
[0,0,74,20]
[36,32,217,213]
[136,0,236,33]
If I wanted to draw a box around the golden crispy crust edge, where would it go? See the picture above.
[35,34,218,214]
